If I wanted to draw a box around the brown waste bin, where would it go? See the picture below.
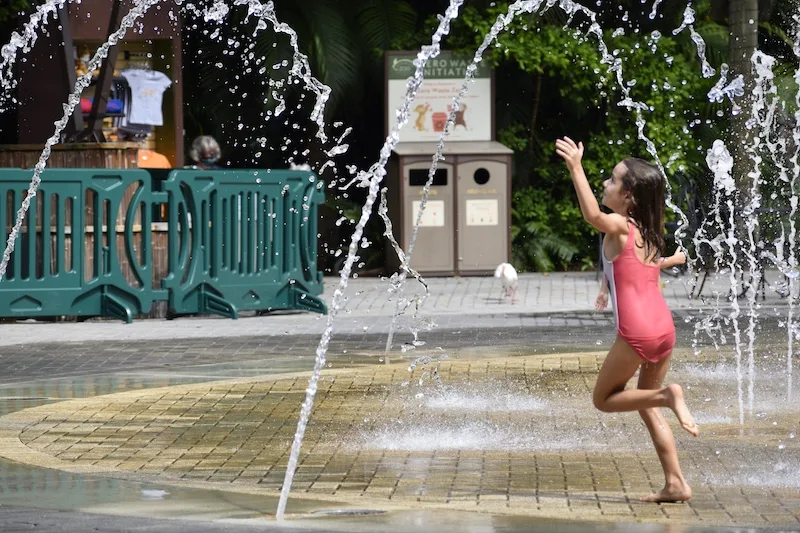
[385,141,513,275]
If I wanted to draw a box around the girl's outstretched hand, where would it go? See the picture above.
[660,251,687,270]
[555,136,585,172]
[595,291,608,311]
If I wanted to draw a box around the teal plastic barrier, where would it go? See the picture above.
[159,169,326,317]
[0,167,326,322]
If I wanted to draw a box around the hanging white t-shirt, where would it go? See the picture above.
[121,69,172,126]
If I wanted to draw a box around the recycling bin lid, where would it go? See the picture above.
[392,141,513,157]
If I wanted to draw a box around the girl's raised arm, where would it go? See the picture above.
[660,251,687,270]
[555,136,628,235]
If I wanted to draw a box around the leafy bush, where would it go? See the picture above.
[511,187,579,271]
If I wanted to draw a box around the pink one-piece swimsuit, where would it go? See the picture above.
[602,221,675,363]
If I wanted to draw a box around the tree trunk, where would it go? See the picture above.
[728,0,759,202]
[728,0,759,286]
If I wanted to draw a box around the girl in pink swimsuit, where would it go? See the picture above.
[555,136,699,504]
[601,219,676,363]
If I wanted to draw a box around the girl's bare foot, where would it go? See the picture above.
[665,383,699,437]
[640,481,692,503]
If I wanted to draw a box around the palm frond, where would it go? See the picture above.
[356,0,417,51]
[759,20,794,48]
[512,217,578,271]
[286,0,361,114]
[531,245,555,272]
[537,233,579,264]
[773,62,800,114]
[513,239,554,272]
[693,21,730,67]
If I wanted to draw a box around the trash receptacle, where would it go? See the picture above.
[386,141,513,275]
[386,147,456,275]
[456,154,512,273]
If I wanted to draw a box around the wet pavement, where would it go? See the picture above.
[0,272,798,532]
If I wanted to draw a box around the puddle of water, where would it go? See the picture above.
[279,509,743,533]
[0,355,355,417]
[0,457,766,533]
[310,509,387,516]
[0,374,209,407]
[0,461,176,511]
[0,459,326,521]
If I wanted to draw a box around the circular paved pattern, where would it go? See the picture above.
[1,351,799,528]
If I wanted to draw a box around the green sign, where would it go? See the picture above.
[388,51,491,80]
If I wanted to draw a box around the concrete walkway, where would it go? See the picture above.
[0,270,785,346]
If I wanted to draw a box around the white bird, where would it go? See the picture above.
[494,262,518,304]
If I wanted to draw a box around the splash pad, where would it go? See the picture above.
[1,0,800,527]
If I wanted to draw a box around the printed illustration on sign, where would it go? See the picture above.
[412,200,445,227]
[466,199,498,226]
[449,103,467,130]
[414,103,432,131]
[387,52,492,142]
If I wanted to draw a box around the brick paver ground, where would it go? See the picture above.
[0,349,798,528]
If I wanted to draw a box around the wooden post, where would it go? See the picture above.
[58,4,84,136]
[77,0,124,142]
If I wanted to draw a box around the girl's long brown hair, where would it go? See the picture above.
[620,158,666,261]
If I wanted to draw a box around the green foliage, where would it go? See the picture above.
[511,188,579,272]
[0,1,29,23]
[446,2,722,271]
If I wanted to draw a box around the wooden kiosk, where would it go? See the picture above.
[0,1,184,318]
[1,0,184,168]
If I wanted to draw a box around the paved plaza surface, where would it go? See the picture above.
[0,272,798,532]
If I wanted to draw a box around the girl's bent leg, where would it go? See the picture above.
[593,336,645,411]
[593,337,700,437]
[593,336,665,412]
[637,356,691,502]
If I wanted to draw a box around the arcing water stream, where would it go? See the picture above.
[0,0,68,113]
[275,0,472,517]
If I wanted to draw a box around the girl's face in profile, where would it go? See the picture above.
[601,162,630,214]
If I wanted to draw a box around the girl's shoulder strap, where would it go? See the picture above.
[625,218,638,249]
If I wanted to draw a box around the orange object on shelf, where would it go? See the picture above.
[137,149,171,168]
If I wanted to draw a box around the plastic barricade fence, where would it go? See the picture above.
[0,168,157,322]
[158,169,326,317]
[0,167,326,322]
